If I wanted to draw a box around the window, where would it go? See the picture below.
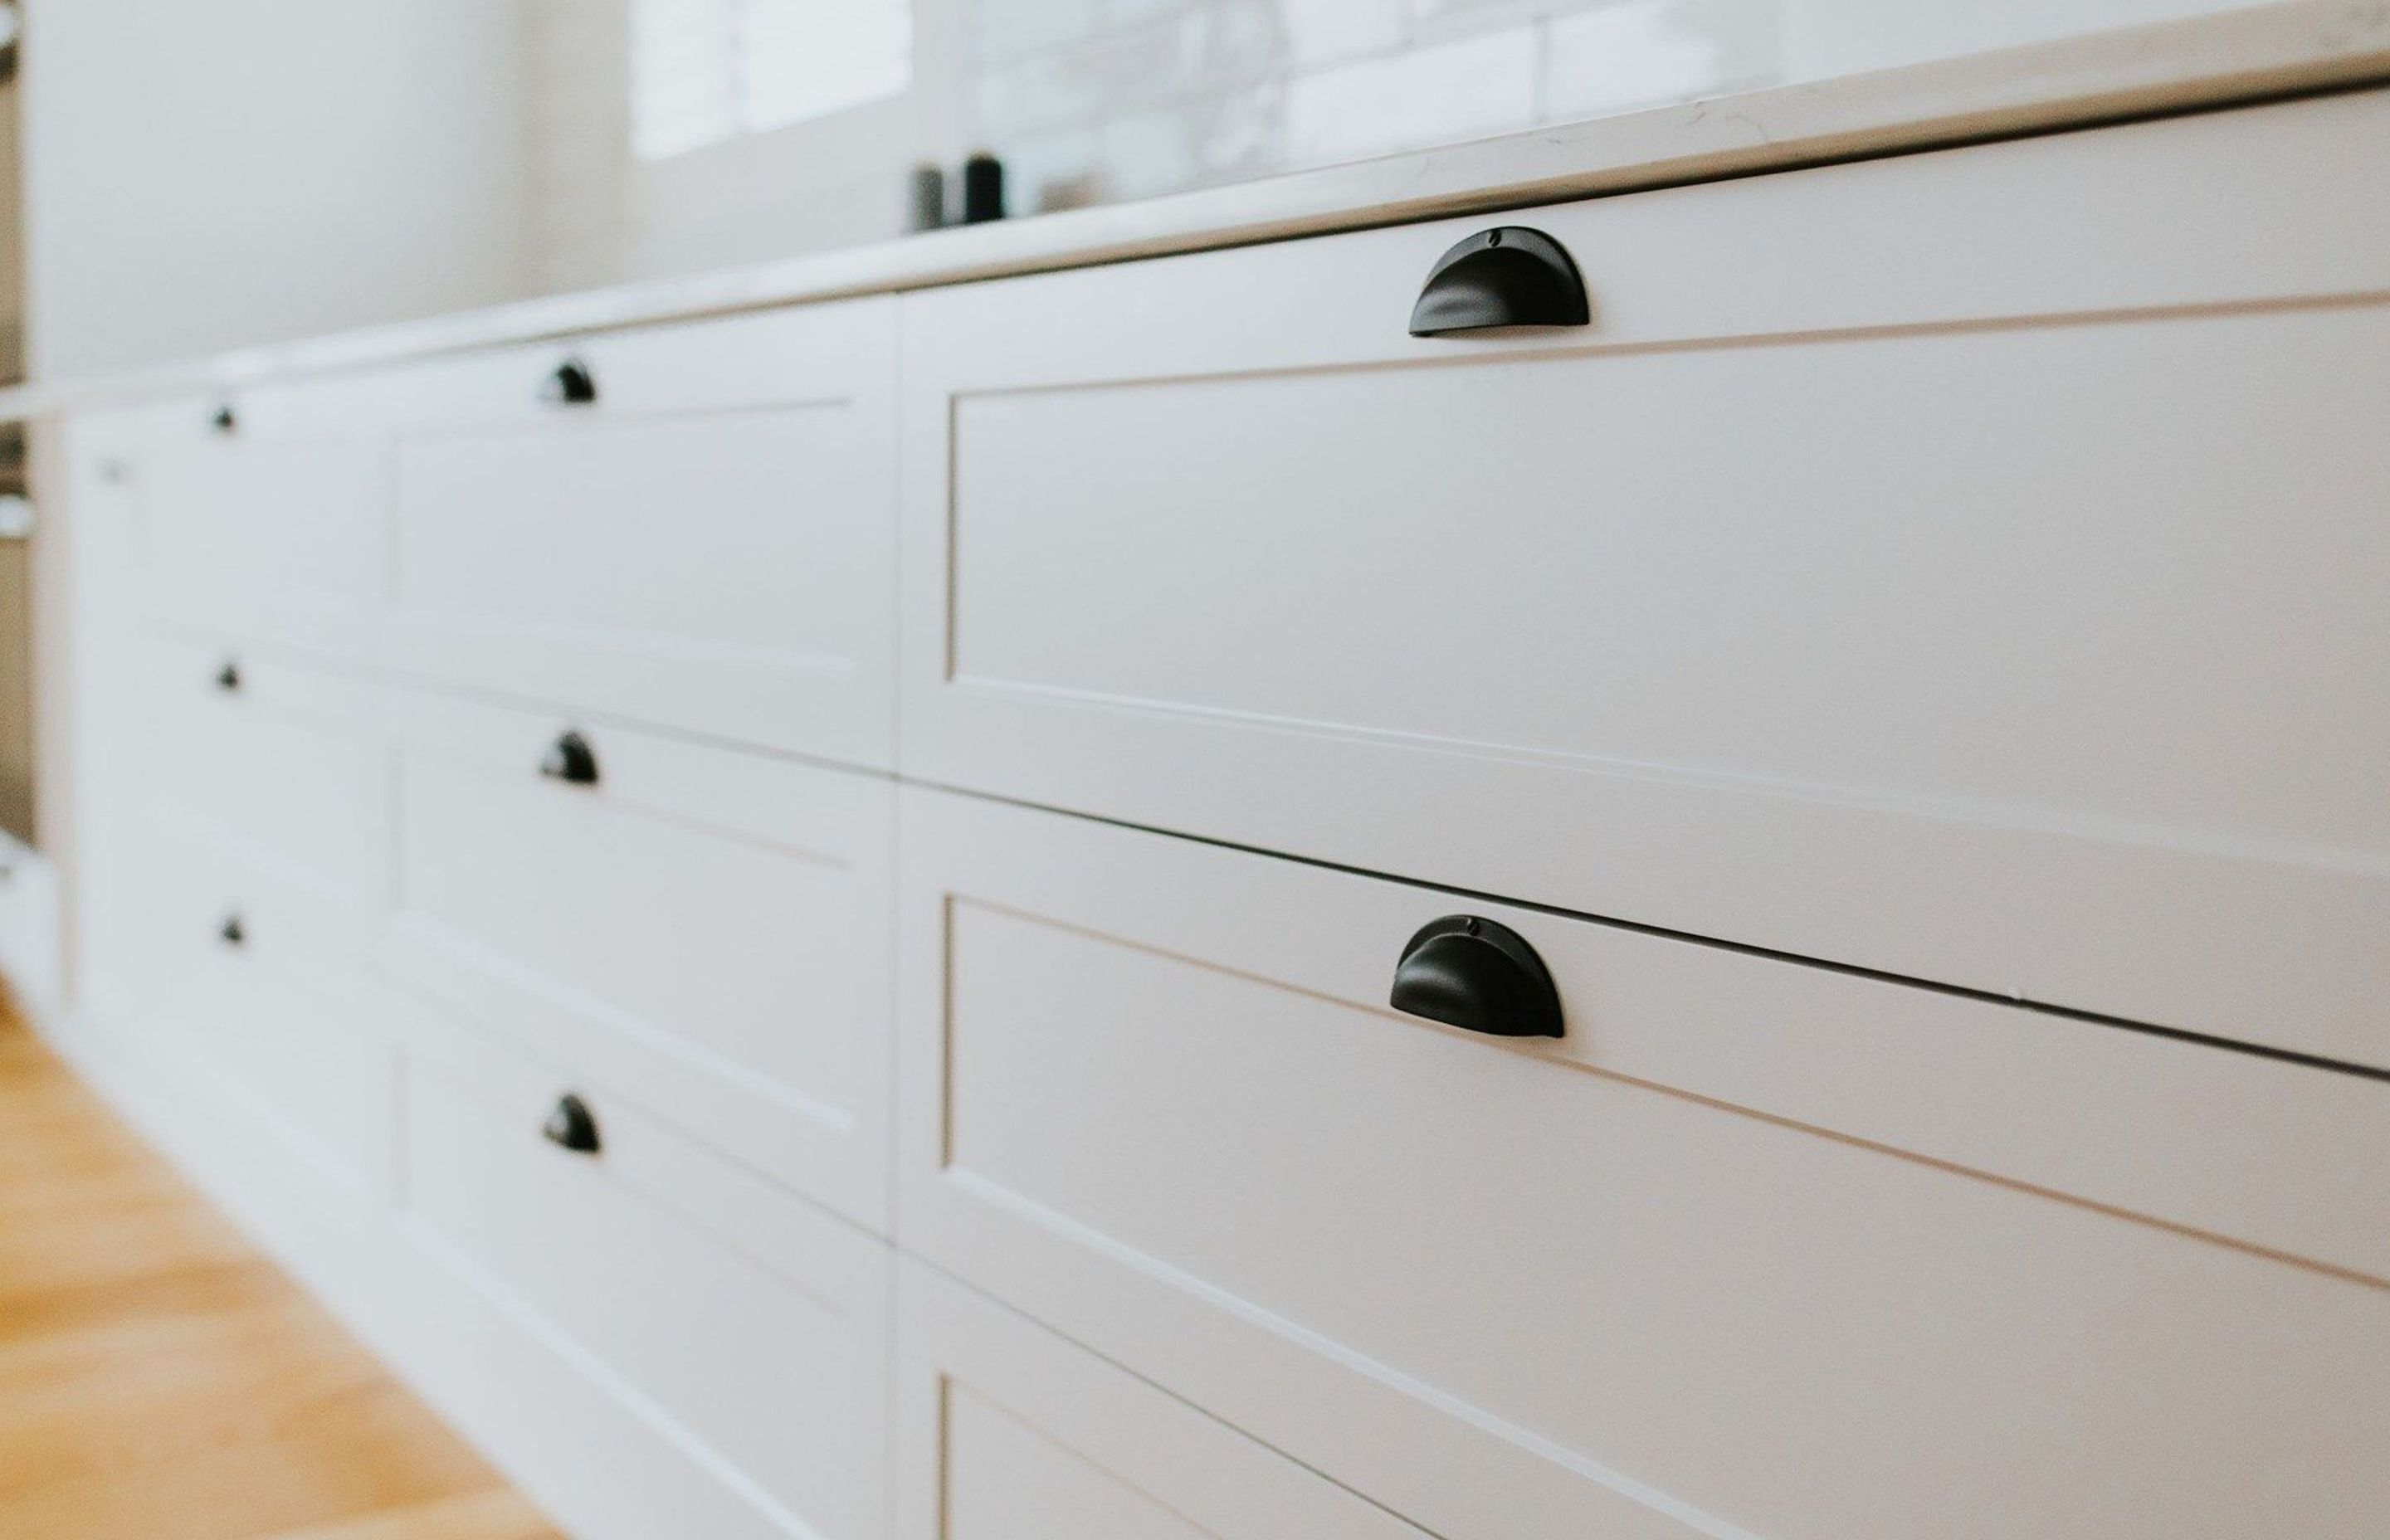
[632,0,914,163]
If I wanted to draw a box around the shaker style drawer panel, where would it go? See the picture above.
[349,298,900,433]
[144,821,388,1201]
[134,397,387,661]
[396,1005,890,1540]
[146,633,387,919]
[384,300,898,764]
[895,789,2390,1540]
[895,1261,1430,1540]
[383,689,895,1230]
[897,87,2390,1069]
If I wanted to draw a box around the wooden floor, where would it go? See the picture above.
[0,1002,565,1540]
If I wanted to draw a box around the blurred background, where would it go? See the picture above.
[0,0,2285,382]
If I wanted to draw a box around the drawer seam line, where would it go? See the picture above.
[915,777,2390,1086]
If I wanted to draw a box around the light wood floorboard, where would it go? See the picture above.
[0,1001,565,1540]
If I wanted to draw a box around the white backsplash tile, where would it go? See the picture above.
[973,51,1106,139]
[1190,80,1284,173]
[1102,106,1205,200]
[974,0,1106,66]
[1286,26,1541,164]
[1179,1,1288,85]
[1281,0,1410,67]
[1003,125,1105,213]
[1543,0,1777,119]
[962,0,1790,208]
[1409,0,1572,33]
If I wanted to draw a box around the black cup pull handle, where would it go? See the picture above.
[539,729,599,786]
[544,358,598,407]
[1388,915,1563,1038]
[542,1093,602,1155]
[218,912,246,948]
[214,659,241,693]
[1408,227,1590,337]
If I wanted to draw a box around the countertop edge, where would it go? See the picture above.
[9,0,2388,421]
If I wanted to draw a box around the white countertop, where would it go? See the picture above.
[8,0,2387,419]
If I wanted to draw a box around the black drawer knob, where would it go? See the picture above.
[218,913,246,948]
[542,1093,601,1155]
[210,402,238,435]
[539,729,599,786]
[1389,915,1563,1038]
[214,659,241,693]
[1408,227,1590,337]
[543,358,598,407]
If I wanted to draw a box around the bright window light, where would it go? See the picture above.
[632,0,914,163]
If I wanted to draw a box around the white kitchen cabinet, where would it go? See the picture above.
[396,1000,891,1540]
[54,411,174,1026]
[144,631,388,921]
[132,392,388,663]
[896,1260,1431,1540]
[894,786,2390,1540]
[139,815,391,1204]
[895,87,2390,1069]
[27,63,2390,1540]
[382,300,900,764]
[381,685,896,1231]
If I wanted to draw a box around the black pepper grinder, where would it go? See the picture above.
[962,154,1006,224]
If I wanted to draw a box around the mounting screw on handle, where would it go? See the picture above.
[543,358,598,407]
[214,659,241,693]
[1408,227,1590,337]
[218,912,246,948]
[1388,914,1563,1038]
[542,1093,602,1155]
[539,729,599,786]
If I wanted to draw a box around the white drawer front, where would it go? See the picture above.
[897,1261,1428,1540]
[896,788,2390,1540]
[386,300,897,763]
[147,634,386,918]
[398,1006,889,1540]
[898,88,2390,1069]
[384,690,894,1229]
[145,821,388,1198]
[65,408,183,1021]
[134,401,386,660]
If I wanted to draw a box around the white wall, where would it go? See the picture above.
[20,0,537,378]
